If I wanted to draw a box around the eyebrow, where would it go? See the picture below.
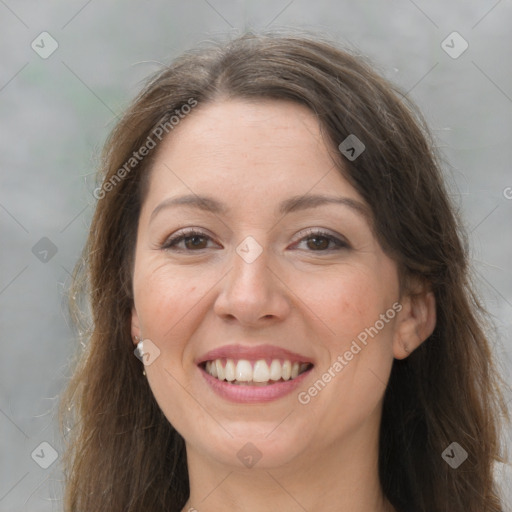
[150,193,370,222]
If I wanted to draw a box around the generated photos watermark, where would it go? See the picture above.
[134,338,161,366]
[93,98,198,199]
[298,301,403,404]
[441,441,468,469]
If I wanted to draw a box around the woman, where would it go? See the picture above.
[60,32,510,512]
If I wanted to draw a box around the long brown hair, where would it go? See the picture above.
[60,31,510,512]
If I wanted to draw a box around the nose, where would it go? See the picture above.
[213,239,291,327]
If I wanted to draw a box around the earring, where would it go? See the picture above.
[134,336,146,376]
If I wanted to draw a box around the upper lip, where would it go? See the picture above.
[195,344,314,365]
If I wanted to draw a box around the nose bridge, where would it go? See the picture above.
[214,234,289,323]
[229,234,273,298]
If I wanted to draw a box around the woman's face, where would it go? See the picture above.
[131,99,418,470]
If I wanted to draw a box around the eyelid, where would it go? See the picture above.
[161,227,219,250]
[291,227,351,250]
[161,227,350,252]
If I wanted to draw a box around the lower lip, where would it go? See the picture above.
[199,366,313,403]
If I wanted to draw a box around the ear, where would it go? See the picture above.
[131,307,142,347]
[393,284,436,360]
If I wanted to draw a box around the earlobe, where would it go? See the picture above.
[393,290,436,359]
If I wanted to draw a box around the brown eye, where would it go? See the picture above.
[162,229,214,251]
[306,235,331,250]
[182,235,209,250]
[295,229,350,252]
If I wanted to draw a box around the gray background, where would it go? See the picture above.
[1,1,511,510]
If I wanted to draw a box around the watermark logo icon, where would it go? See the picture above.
[134,339,161,366]
[236,236,263,264]
[338,134,365,161]
[31,32,59,59]
[441,32,468,59]
[32,237,58,263]
[31,441,58,469]
[442,441,468,468]
[237,442,262,468]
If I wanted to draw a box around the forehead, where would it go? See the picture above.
[143,99,364,212]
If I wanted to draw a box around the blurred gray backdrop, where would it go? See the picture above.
[1,1,511,510]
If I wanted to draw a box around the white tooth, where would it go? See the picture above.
[224,359,236,381]
[205,361,211,373]
[215,359,225,380]
[291,362,299,379]
[253,360,270,382]
[282,360,292,380]
[235,360,253,381]
[269,359,282,381]
[210,360,218,378]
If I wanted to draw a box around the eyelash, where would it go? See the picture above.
[161,227,350,253]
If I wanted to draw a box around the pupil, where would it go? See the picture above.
[309,236,328,250]
[187,236,205,248]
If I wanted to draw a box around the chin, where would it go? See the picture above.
[180,419,308,470]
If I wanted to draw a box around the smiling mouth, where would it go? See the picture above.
[201,358,313,386]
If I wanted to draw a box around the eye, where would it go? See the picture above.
[293,229,350,252]
[161,228,218,251]
[161,228,350,253]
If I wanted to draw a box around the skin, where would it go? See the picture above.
[131,99,436,512]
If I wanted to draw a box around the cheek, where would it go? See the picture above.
[295,270,397,438]
[297,266,393,346]
[133,267,209,429]
[132,264,205,350]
